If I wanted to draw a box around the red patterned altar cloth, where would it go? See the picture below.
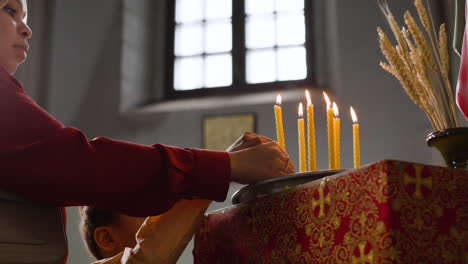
[193,160,467,264]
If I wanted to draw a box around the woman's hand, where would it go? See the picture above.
[228,140,294,185]
[225,131,271,152]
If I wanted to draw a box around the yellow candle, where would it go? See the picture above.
[351,106,360,168]
[305,90,316,171]
[298,103,306,172]
[274,94,285,150]
[333,102,340,170]
[323,92,335,170]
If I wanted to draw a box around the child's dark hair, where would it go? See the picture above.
[79,206,119,260]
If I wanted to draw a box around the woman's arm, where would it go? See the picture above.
[0,126,230,217]
[0,69,230,217]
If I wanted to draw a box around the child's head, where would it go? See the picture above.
[0,0,31,73]
[79,206,146,260]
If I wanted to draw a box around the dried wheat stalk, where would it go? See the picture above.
[377,0,459,130]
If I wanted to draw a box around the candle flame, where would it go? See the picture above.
[323,91,331,109]
[305,90,312,106]
[276,94,282,105]
[333,102,339,117]
[350,106,358,123]
[298,103,303,117]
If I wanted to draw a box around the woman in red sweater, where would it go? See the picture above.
[0,0,292,262]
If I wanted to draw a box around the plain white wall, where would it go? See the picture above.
[16,0,466,263]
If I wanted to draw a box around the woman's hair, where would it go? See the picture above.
[79,206,119,260]
[0,0,7,8]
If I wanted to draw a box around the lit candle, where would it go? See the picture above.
[305,90,316,171]
[333,102,340,170]
[351,106,360,168]
[274,94,285,150]
[298,103,306,172]
[323,92,335,170]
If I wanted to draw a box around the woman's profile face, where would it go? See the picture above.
[0,0,31,74]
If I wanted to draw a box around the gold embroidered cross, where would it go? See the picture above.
[352,241,373,264]
[403,165,432,199]
[312,178,331,218]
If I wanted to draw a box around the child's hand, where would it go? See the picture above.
[228,141,294,185]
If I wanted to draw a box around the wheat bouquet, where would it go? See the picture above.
[378,0,460,130]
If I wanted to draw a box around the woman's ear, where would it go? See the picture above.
[94,226,118,257]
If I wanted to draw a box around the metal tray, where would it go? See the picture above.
[231,169,346,205]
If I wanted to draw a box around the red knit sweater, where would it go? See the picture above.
[0,66,230,262]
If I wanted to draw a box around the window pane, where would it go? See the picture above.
[277,46,307,81]
[175,23,204,56]
[176,0,204,23]
[245,0,275,15]
[246,15,276,49]
[276,0,304,12]
[205,20,232,53]
[174,57,204,90]
[277,13,305,46]
[206,0,232,20]
[205,54,232,87]
[247,49,276,83]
